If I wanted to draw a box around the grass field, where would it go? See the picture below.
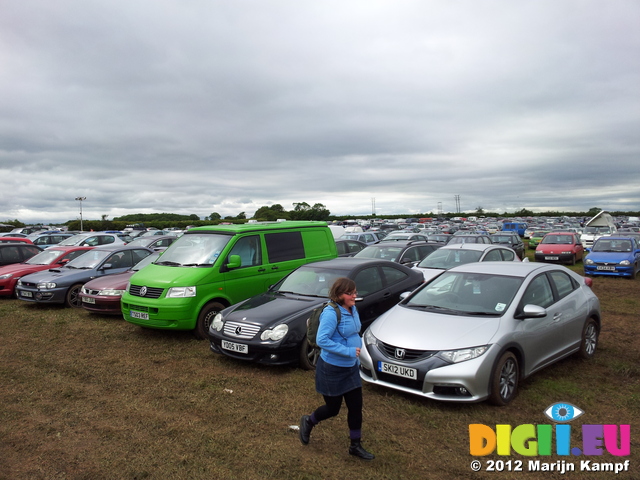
[1,252,638,480]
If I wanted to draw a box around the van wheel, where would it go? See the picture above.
[299,337,320,370]
[489,352,519,406]
[195,302,225,340]
[65,284,84,308]
[578,318,598,359]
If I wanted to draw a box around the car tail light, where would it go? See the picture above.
[584,277,593,288]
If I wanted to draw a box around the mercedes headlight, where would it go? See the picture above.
[260,324,288,341]
[211,313,224,332]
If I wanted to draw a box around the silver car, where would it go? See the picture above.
[413,243,522,283]
[359,262,600,405]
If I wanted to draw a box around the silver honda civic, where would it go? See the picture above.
[359,261,600,405]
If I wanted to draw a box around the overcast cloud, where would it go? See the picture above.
[1,0,639,224]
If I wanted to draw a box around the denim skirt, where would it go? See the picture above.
[315,357,362,397]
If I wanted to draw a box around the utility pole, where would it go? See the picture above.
[371,197,376,216]
[75,197,86,231]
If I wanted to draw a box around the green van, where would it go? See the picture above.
[122,221,337,338]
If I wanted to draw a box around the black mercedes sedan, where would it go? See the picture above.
[207,257,424,369]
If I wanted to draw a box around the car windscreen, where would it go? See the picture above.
[24,249,65,265]
[154,233,231,266]
[57,234,87,246]
[66,250,111,269]
[354,246,402,261]
[405,272,523,316]
[416,248,482,269]
[592,239,633,252]
[541,235,573,244]
[274,266,348,297]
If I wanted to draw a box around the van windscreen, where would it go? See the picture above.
[156,234,231,266]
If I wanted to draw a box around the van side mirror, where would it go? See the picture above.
[225,254,242,270]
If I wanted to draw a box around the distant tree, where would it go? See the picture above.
[237,212,246,220]
[189,214,200,221]
[587,207,602,216]
[254,205,289,221]
[475,207,485,215]
[514,208,534,216]
[208,212,221,221]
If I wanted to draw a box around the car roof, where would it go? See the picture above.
[447,261,557,278]
[46,246,94,253]
[298,257,411,271]
[438,243,501,252]
[363,240,431,248]
[91,245,152,253]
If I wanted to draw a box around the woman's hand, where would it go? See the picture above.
[355,347,361,357]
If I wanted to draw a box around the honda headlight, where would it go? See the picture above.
[260,324,288,341]
[363,328,378,347]
[37,282,57,289]
[439,346,489,363]
[211,313,224,332]
[166,286,196,298]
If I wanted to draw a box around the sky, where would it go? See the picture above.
[1,0,639,225]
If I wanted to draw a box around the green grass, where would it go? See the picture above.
[1,269,639,479]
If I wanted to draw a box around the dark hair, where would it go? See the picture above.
[329,277,356,305]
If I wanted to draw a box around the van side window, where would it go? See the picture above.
[229,235,262,267]
[265,232,305,263]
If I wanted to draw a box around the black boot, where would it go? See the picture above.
[349,439,375,460]
[299,415,314,445]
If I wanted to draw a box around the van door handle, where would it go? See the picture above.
[271,266,279,270]
[258,268,266,272]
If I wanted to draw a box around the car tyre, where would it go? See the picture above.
[195,302,225,340]
[631,265,637,280]
[570,254,576,266]
[578,318,598,359]
[489,352,519,406]
[65,283,84,308]
[299,337,320,370]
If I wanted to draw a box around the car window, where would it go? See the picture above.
[347,241,364,254]
[521,274,554,308]
[230,235,262,267]
[353,267,383,296]
[0,246,22,263]
[500,249,516,261]
[61,250,89,262]
[132,249,152,264]
[336,242,348,255]
[106,251,131,269]
[381,265,409,286]
[548,270,577,300]
[483,249,503,262]
[400,247,422,263]
[100,235,115,245]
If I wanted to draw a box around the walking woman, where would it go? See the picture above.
[299,277,374,460]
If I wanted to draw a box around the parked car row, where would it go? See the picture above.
[2,221,605,408]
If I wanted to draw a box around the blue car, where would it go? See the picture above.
[584,237,640,279]
[15,245,154,307]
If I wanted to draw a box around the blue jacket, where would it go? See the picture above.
[317,303,362,367]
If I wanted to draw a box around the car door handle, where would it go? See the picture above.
[553,313,562,322]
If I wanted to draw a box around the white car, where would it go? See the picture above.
[413,243,522,283]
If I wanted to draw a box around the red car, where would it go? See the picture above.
[79,252,160,315]
[0,246,93,297]
[0,237,33,244]
[534,232,584,265]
